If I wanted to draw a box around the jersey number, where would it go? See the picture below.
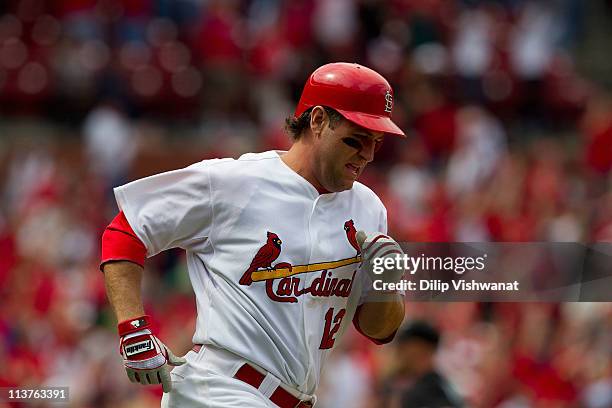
[319,307,346,349]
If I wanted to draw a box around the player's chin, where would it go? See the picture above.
[324,169,356,192]
[335,176,355,191]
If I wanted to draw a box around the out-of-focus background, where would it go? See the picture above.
[0,0,611,407]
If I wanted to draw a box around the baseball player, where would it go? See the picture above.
[101,62,407,407]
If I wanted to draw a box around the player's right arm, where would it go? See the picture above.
[101,210,147,322]
[101,212,186,393]
[101,162,216,392]
[103,260,145,325]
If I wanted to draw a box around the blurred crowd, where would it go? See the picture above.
[0,0,611,407]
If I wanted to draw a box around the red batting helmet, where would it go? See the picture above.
[295,62,405,137]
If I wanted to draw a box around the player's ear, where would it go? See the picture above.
[309,106,327,139]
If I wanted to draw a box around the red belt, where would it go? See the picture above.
[192,345,312,408]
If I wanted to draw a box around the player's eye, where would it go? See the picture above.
[342,137,362,150]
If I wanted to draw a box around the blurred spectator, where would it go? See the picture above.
[451,7,495,103]
[317,334,373,408]
[410,78,458,163]
[380,320,464,408]
[446,105,506,197]
[83,101,138,190]
[582,92,612,175]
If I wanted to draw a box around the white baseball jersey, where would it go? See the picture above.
[114,150,387,395]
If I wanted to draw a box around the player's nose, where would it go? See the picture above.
[358,139,376,163]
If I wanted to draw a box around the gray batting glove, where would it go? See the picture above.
[357,230,406,286]
[120,329,186,393]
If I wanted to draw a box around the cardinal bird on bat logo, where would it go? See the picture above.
[344,219,361,255]
[240,223,361,287]
[239,232,292,286]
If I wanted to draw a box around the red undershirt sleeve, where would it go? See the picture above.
[100,211,147,270]
[352,304,398,345]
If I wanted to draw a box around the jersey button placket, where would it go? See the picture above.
[307,199,321,307]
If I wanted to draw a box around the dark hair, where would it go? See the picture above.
[397,321,440,348]
[284,106,344,141]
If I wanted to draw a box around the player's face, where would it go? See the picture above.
[314,116,384,192]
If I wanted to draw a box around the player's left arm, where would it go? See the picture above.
[353,231,406,343]
[357,293,405,340]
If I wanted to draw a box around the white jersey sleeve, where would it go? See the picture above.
[113,160,220,256]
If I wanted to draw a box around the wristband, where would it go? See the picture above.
[118,315,151,336]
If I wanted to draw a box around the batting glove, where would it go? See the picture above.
[118,315,186,393]
[356,231,406,297]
